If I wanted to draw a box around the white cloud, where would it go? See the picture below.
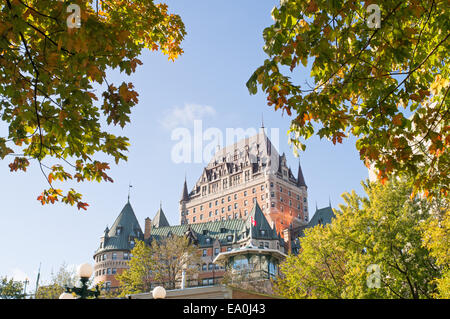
[160,103,216,130]
[10,268,30,281]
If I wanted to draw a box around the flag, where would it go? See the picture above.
[251,216,256,226]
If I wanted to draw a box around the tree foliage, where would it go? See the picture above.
[116,236,201,297]
[274,179,448,298]
[116,239,154,296]
[0,0,185,209]
[0,276,25,299]
[35,262,80,299]
[422,208,450,298]
[247,0,449,197]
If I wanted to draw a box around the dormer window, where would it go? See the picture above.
[220,227,226,233]
[116,227,122,235]
[227,235,233,242]
[261,230,266,236]
[130,240,135,248]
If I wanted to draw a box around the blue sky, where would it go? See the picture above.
[0,0,368,291]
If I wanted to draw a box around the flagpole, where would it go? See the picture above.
[34,262,41,298]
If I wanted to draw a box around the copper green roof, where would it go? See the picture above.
[151,206,170,228]
[149,203,279,246]
[95,201,143,254]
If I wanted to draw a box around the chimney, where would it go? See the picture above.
[283,228,291,253]
[144,217,152,240]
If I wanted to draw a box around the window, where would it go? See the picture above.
[244,191,247,196]
[112,268,117,275]
[123,252,129,260]
[202,249,207,257]
[227,247,232,251]
[288,190,291,196]
[244,200,248,206]
[252,187,256,193]
[271,192,275,198]
[200,214,203,220]
[102,254,106,261]
[227,235,233,242]
[209,211,212,217]
[270,182,274,188]
[209,202,212,208]
[234,194,237,200]
[206,238,211,244]
[304,197,307,203]
[208,263,213,271]
[271,202,275,207]
[107,268,111,275]
[234,213,238,218]
[280,186,283,192]
[102,269,106,275]
[253,197,257,203]
[116,227,121,235]
[264,242,269,248]
[112,253,117,260]
[228,196,231,202]
[261,185,264,190]
[200,205,203,211]
[215,209,218,215]
[234,203,238,209]
[193,207,196,213]
[202,264,207,271]
[193,216,196,222]
[297,194,300,200]
[244,210,248,216]
[105,281,111,291]
[215,200,218,206]
[221,198,224,204]
[214,248,220,255]
[228,205,231,211]
[261,230,266,236]
[221,207,225,213]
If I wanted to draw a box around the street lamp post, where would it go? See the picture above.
[59,263,100,299]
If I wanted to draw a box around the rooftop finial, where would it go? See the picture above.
[261,113,265,129]
[128,183,133,202]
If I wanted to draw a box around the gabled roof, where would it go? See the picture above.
[149,218,244,246]
[96,201,143,253]
[309,206,335,227]
[152,206,170,228]
[242,202,278,240]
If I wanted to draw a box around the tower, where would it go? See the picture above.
[93,201,144,291]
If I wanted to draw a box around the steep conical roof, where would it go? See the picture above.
[243,202,276,240]
[152,205,170,228]
[297,160,307,188]
[97,202,143,253]
[180,179,189,202]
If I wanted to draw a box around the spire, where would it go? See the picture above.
[297,159,307,188]
[181,178,189,202]
[261,113,264,129]
[128,183,132,202]
[329,196,332,207]
[152,205,170,228]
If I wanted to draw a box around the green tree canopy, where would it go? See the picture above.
[116,236,201,297]
[0,276,25,299]
[0,0,185,209]
[35,262,84,299]
[274,179,448,298]
[247,0,449,197]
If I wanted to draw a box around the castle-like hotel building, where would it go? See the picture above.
[92,130,334,292]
